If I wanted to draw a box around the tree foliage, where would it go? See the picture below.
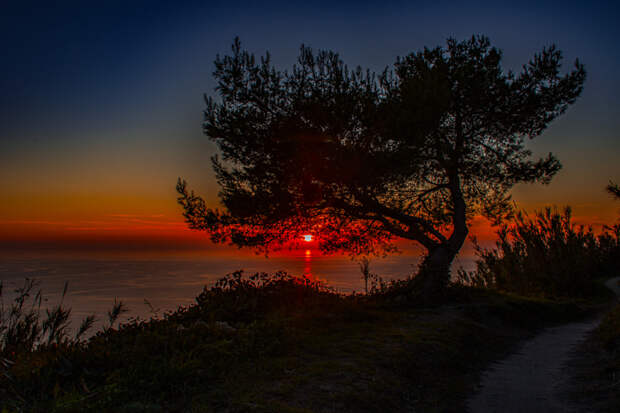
[178,35,585,290]
[607,181,620,200]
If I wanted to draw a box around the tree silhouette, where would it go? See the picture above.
[607,181,620,200]
[178,36,585,296]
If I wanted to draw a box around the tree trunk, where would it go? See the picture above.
[414,244,459,301]
[414,173,469,302]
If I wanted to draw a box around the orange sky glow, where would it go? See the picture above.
[1,190,617,258]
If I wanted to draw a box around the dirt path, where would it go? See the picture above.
[467,277,620,413]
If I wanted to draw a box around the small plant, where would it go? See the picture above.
[143,298,161,318]
[105,299,128,332]
[359,257,375,294]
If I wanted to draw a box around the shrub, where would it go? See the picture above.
[192,270,341,322]
[460,207,620,298]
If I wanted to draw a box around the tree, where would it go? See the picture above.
[178,36,585,297]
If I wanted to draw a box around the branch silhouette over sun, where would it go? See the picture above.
[303,234,314,242]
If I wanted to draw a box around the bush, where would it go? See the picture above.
[459,207,620,298]
[192,270,341,322]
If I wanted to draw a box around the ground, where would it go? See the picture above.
[2,277,615,413]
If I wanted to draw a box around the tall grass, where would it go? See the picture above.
[0,279,88,356]
[0,280,129,356]
[459,207,620,298]
[0,279,129,358]
[1,279,129,411]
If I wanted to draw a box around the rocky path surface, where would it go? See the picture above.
[467,277,620,413]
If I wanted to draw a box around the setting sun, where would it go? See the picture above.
[303,234,314,242]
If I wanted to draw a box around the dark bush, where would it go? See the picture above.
[459,207,620,298]
[192,270,342,323]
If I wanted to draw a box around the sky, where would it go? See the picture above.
[1,0,619,255]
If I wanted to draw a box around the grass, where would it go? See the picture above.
[567,299,620,412]
[0,271,598,413]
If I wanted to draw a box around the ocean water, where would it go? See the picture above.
[0,250,476,333]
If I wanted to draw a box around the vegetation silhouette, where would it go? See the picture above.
[1,271,589,412]
[178,35,586,298]
[460,206,620,298]
[0,280,94,355]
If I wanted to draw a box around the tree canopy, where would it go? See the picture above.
[178,35,585,293]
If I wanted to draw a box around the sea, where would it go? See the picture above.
[0,249,477,333]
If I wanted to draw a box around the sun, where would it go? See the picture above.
[303,234,314,242]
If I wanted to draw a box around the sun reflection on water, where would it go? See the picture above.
[304,249,312,276]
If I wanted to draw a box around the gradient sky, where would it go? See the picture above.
[1,0,619,253]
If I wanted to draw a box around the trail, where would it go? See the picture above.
[467,277,620,413]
